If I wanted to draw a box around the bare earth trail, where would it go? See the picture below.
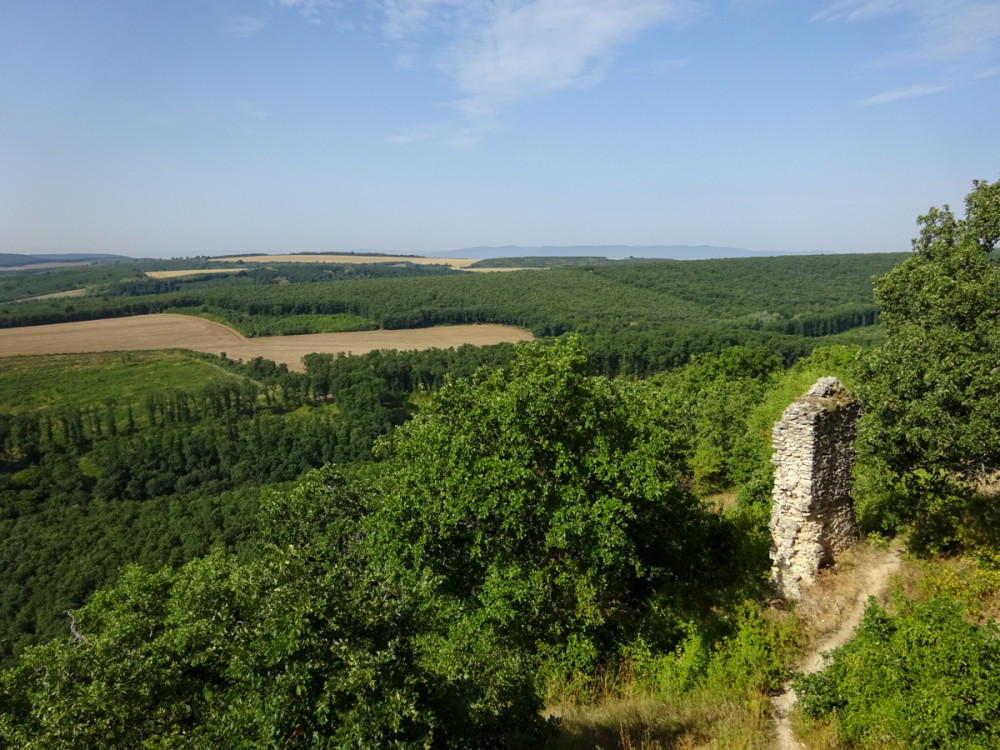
[770,544,903,750]
[0,314,534,371]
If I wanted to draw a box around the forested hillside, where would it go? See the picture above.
[0,344,520,660]
[2,182,1000,748]
[1,252,902,374]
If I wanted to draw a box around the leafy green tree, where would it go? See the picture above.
[370,337,718,666]
[654,346,783,493]
[0,468,550,748]
[853,179,1000,537]
[795,597,1000,749]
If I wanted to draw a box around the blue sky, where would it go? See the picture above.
[2,0,998,258]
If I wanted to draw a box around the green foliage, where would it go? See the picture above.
[603,600,802,712]
[221,312,377,336]
[0,332,855,746]
[853,179,1000,542]
[0,247,932,746]
[726,345,859,493]
[654,346,784,492]
[0,263,145,303]
[0,348,428,661]
[795,596,1000,749]
[370,338,728,671]
[0,351,251,417]
[1,253,902,376]
[854,468,980,554]
[704,604,802,698]
[0,484,263,665]
[0,468,552,747]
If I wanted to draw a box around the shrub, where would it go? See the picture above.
[795,596,1000,749]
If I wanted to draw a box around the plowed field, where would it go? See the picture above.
[0,315,533,371]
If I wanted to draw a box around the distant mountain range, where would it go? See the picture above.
[427,245,793,261]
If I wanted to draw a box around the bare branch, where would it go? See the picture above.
[66,610,88,644]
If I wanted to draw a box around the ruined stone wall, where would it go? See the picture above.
[769,377,861,599]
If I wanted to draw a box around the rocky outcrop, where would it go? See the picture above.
[769,377,861,599]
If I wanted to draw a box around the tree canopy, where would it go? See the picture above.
[0,338,741,746]
[853,178,1000,538]
[370,337,728,666]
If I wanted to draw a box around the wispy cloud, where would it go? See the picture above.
[858,82,950,105]
[381,0,465,39]
[388,120,488,149]
[813,0,908,24]
[239,101,272,120]
[816,0,1000,67]
[223,15,269,37]
[274,0,340,22]
[379,0,693,143]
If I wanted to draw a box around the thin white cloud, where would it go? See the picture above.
[813,0,908,24]
[223,15,269,37]
[273,0,342,23]
[239,101,272,120]
[380,0,692,142]
[389,120,488,149]
[816,0,1000,66]
[381,0,466,39]
[857,82,950,105]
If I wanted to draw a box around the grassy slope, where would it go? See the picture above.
[0,350,251,416]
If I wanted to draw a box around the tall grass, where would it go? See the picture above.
[549,661,776,750]
[547,604,804,750]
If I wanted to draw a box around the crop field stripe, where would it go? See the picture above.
[209,254,478,269]
[145,269,242,279]
[0,313,533,371]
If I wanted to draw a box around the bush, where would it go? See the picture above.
[370,337,714,668]
[795,596,1000,749]
[704,603,802,698]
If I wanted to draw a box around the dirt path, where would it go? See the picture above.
[770,543,903,749]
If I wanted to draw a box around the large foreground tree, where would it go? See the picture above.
[854,179,1000,538]
[371,337,727,666]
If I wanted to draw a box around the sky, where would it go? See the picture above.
[2,0,999,258]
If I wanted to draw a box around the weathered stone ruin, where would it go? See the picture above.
[769,377,861,599]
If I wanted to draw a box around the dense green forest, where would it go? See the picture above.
[1,181,1000,747]
[0,343,525,661]
[1,252,900,374]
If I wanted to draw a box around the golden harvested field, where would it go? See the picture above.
[17,288,89,301]
[143,256,539,276]
[145,269,242,279]
[0,314,533,372]
[213,253,478,269]
[461,267,534,272]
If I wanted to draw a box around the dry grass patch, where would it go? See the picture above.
[790,539,906,654]
[462,266,538,272]
[702,491,738,513]
[0,314,533,371]
[15,288,89,301]
[145,269,242,279]
[550,689,773,750]
[894,555,1000,623]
